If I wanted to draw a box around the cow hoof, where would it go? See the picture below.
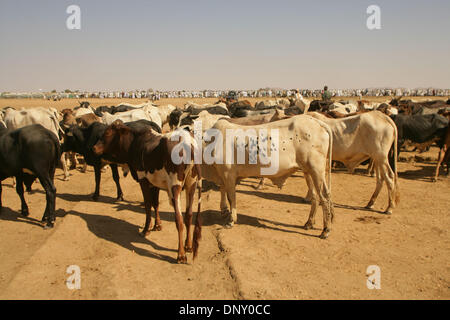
[116,195,124,201]
[220,209,230,217]
[224,221,234,229]
[384,209,393,215]
[92,194,99,202]
[319,230,330,239]
[185,246,193,253]
[152,224,162,231]
[140,230,150,237]
[365,203,374,210]
[303,222,314,230]
[21,209,30,217]
[44,222,54,230]
[177,255,187,264]
[431,178,437,182]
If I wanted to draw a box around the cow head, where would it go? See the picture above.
[93,120,131,163]
[62,125,83,153]
[169,108,183,129]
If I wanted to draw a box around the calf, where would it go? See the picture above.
[0,124,60,228]
[93,120,202,263]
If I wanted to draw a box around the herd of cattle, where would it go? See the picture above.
[0,96,449,263]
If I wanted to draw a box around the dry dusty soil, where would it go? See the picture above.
[0,98,448,300]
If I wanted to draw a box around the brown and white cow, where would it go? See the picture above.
[201,115,335,239]
[93,120,202,264]
[307,111,400,214]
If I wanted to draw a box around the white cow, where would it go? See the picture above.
[307,111,400,214]
[201,115,335,239]
[101,108,162,128]
[73,106,95,118]
[156,104,176,127]
[4,107,70,181]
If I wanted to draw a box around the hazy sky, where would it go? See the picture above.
[1,0,449,91]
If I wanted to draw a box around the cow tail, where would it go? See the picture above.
[385,114,400,206]
[192,166,202,261]
[53,135,62,171]
[327,125,332,195]
[392,121,400,206]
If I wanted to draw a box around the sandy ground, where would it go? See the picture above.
[0,98,449,300]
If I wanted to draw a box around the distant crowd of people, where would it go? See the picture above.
[2,87,449,100]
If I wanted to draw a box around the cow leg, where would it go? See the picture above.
[15,176,29,217]
[367,159,375,177]
[92,165,101,201]
[255,178,265,190]
[219,185,229,216]
[69,152,78,170]
[81,161,87,173]
[171,185,186,264]
[60,152,70,181]
[314,173,333,239]
[303,173,318,230]
[379,162,396,214]
[183,180,197,253]
[224,182,237,228]
[38,176,57,229]
[433,146,446,182]
[151,187,162,231]
[366,164,382,209]
[110,164,124,201]
[305,159,333,239]
[0,182,3,210]
[138,179,154,237]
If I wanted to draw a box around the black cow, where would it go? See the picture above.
[111,105,140,114]
[94,106,114,117]
[227,101,253,115]
[169,108,184,129]
[390,113,449,153]
[309,100,334,112]
[0,124,60,228]
[62,120,161,201]
[74,101,91,110]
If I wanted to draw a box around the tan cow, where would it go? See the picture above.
[201,115,335,239]
[307,111,400,214]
